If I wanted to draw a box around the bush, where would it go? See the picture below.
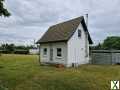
[0,50,10,54]
[116,63,120,65]
[14,50,29,54]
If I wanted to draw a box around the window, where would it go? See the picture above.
[57,48,62,57]
[43,48,47,55]
[78,29,81,37]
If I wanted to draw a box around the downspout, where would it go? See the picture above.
[38,44,41,65]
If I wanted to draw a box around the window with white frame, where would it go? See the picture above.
[43,48,47,55]
[57,48,62,57]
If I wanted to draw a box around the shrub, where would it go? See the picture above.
[14,50,29,54]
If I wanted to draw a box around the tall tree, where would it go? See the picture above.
[0,0,10,17]
[102,36,120,50]
[90,36,120,50]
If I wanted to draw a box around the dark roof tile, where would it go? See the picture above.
[37,16,93,44]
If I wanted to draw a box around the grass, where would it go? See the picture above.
[0,54,120,90]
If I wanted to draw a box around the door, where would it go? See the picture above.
[50,46,53,61]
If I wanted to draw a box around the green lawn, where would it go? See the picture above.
[0,54,120,90]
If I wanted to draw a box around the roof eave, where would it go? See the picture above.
[37,40,68,44]
[81,19,93,44]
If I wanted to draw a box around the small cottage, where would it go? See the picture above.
[37,15,93,67]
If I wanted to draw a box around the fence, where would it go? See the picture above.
[91,50,120,65]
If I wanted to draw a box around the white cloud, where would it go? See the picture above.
[0,0,120,45]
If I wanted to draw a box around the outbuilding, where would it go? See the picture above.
[37,15,93,67]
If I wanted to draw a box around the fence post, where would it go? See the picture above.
[90,50,93,64]
[111,50,113,65]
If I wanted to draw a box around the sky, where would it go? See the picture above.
[0,0,120,45]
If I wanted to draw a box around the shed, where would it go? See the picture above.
[37,15,93,67]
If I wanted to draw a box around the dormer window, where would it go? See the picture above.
[78,29,81,37]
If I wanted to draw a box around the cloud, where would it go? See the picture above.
[0,0,120,45]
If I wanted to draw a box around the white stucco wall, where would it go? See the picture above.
[67,23,89,67]
[40,42,67,65]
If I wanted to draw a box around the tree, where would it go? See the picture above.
[90,43,103,50]
[0,0,10,17]
[1,43,14,53]
[102,36,120,50]
[90,36,120,50]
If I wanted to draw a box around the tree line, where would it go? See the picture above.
[0,43,36,54]
[90,36,120,50]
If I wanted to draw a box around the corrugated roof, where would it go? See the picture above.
[37,16,93,44]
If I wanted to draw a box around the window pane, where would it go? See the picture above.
[43,48,47,55]
[57,48,62,57]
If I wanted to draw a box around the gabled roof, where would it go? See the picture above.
[37,16,93,44]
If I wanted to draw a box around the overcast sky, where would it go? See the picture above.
[0,0,120,45]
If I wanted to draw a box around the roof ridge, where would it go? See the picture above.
[50,16,84,28]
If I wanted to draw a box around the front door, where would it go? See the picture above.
[50,47,53,61]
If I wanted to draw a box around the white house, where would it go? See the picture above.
[37,15,93,67]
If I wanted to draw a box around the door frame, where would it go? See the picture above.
[50,44,53,61]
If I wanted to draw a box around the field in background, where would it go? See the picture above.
[0,54,120,90]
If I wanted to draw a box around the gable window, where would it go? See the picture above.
[43,48,47,55]
[78,29,81,37]
[57,48,62,57]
